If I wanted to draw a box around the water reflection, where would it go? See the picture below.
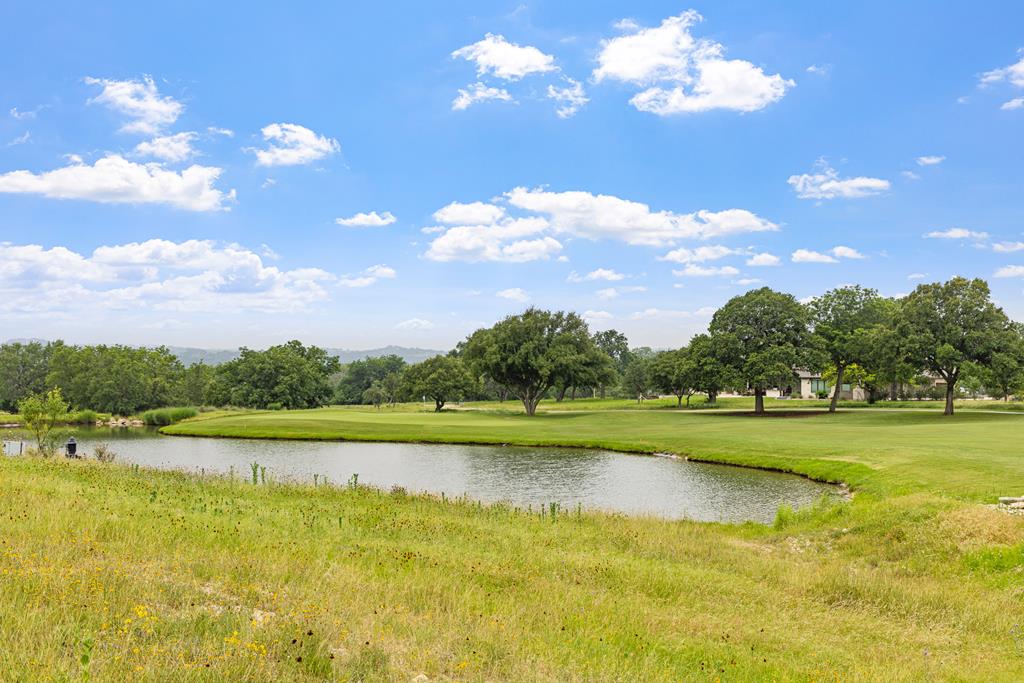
[20,428,837,523]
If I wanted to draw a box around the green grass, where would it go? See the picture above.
[5,404,1024,680]
[3,456,1024,681]
[141,406,200,426]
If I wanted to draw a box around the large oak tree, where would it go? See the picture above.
[809,286,887,412]
[462,308,607,416]
[899,277,1011,415]
[709,287,816,415]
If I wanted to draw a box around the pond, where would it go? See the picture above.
[11,429,840,523]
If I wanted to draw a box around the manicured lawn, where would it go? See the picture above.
[4,406,1024,680]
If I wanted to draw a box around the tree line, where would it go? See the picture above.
[3,277,1021,417]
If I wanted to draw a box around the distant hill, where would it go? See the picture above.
[2,339,443,366]
[166,345,443,366]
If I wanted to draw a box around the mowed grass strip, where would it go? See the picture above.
[2,456,1024,681]
[165,407,1024,499]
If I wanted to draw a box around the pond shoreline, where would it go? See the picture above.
[159,425,850,496]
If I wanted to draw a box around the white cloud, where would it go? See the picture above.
[788,160,889,200]
[7,131,30,146]
[0,154,234,211]
[207,127,234,137]
[916,155,945,166]
[907,272,928,280]
[792,249,837,264]
[433,201,506,225]
[672,264,740,277]
[336,211,397,228]
[10,106,45,120]
[496,287,530,302]
[1002,98,1024,110]
[993,241,1024,253]
[567,268,625,282]
[995,265,1024,278]
[84,76,182,135]
[924,228,989,240]
[660,245,736,263]
[806,64,831,77]
[594,10,793,115]
[261,178,277,189]
[424,188,775,262]
[395,318,435,330]
[596,286,646,300]
[901,170,921,180]
[830,245,865,259]
[981,55,1024,87]
[505,187,777,246]
[547,78,588,118]
[338,264,396,288]
[424,217,560,263]
[583,310,613,320]
[134,132,198,162]
[452,82,514,111]
[0,239,337,314]
[452,34,557,80]
[746,252,780,266]
[734,277,762,285]
[251,123,339,167]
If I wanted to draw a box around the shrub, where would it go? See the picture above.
[141,407,199,426]
[68,409,98,424]
[93,443,116,462]
[266,402,284,411]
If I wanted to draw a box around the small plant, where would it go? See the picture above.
[347,473,359,490]
[92,443,116,463]
[18,388,69,457]
[79,634,95,681]
[260,465,267,484]
[266,402,284,411]
[250,462,260,485]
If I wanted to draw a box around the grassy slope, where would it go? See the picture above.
[5,406,1024,680]
[3,456,1024,681]
[165,407,1024,499]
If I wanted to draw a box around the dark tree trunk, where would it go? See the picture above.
[686,393,691,407]
[829,364,845,413]
[708,390,717,404]
[570,386,576,400]
[677,393,683,407]
[435,399,444,412]
[556,386,567,402]
[944,381,955,416]
[754,388,765,415]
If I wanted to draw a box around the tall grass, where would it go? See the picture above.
[1,456,1023,680]
[140,406,198,426]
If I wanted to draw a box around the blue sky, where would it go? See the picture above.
[1,1,1022,350]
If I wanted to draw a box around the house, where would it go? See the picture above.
[793,369,866,401]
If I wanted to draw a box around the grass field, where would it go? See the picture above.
[4,405,1024,680]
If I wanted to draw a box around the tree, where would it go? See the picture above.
[687,334,733,404]
[362,381,387,409]
[899,277,1011,415]
[207,341,340,409]
[591,329,631,397]
[982,324,1024,401]
[18,387,69,456]
[334,355,406,404]
[621,357,652,403]
[0,341,55,412]
[650,349,696,406]
[47,344,185,414]
[180,362,215,406]
[462,308,600,416]
[402,355,476,412]
[554,346,616,401]
[809,286,887,412]
[709,287,815,415]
